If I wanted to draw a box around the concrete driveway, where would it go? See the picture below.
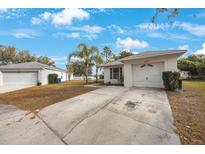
[0,85,34,93]
[0,87,180,144]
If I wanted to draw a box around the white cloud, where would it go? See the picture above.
[137,23,170,31]
[53,31,99,40]
[116,37,149,51]
[0,8,8,14]
[31,9,90,26]
[31,17,41,25]
[132,51,139,54]
[54,32,80,39]
[178,45,189,50]
[51,56,67,61]
[40,12,52,20]
[174,21,205,36]
[108,24,124,34]
[70,25,104,34]
[195,43,205,55]
[148,32,190,40]
[51,56,67,65]
[137,21,205,37]
[83,33,98,40]
[69,32,80,38]
[87,8,111,14]
[51,8,90,26]
[0,9,26,19]
[12,29,39,39]
[13,33,35,39]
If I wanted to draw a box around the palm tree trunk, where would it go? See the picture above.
[96,67,98,83]
[85,64,88,84]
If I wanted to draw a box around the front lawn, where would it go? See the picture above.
[0,80,97,111]
[167,80,205,144]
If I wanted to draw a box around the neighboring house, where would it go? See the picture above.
[0,62,68,86]
[102,50,186,88]
[179,71,190,79]
[73,75,96,80]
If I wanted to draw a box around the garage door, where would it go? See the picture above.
[3,72,38,86]
[132,62,164,88]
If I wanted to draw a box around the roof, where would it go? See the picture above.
[0,61,67,72]
[120,50,186,61]
[101,60,123,67]
[102,50,186,67]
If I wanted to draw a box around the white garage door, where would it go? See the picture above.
[3,72,38,86]
[132,62,164,88]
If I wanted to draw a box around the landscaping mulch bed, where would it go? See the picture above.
[167,80,205,144]
[0,80,97,111]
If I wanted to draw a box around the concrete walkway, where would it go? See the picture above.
[0,87,180,144]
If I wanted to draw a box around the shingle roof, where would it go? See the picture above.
[120,50,186,61]
[101,60,123,67]
[0,61,66,72]
[101,50,186,67]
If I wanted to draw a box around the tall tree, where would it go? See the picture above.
[178,54,205,75]
[0,46,16,65]
[93,53,104,82]
[66,63,74,80]
[152,8,180,23]
[37,56,55,66]
[71,61,92,77]
[69,43,98,83]
[102,46,113,63]
[113,50,134,60]
[15,50,36,63]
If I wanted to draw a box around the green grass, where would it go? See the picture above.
[183,80,205,94]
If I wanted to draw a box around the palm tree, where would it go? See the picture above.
[94,54,104,82]
[102,46,113,63]
[66,63,74,80]
[68,43,98,84]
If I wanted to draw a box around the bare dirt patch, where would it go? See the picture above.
[167,80,205,144]
[0,80,97,111]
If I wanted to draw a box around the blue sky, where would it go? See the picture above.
[1,8,205,69]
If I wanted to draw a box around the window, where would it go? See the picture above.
[110,68,113,79]
[113,68,119,79]
[110,67,122,80]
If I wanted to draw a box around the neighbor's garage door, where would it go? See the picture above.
[2,72,38,86]
[132,62,164,88]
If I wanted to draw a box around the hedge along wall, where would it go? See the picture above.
[48,73,58,84]
[162,71,180,91]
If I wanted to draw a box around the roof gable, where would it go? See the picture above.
[120,50,186,61]
[101,50,186,67]
[0,61,66,72]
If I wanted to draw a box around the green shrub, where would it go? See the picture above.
[162,71,180,91]
[48,74,58,84]
[99,74,104,79]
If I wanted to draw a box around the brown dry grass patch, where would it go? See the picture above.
[167,80,205,144]
[0,80,97,111]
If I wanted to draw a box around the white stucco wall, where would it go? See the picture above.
[104,67,110,83]
[123,63,133,87]
[39,69,68,85]
[104,54,180,87]
[104,66,123,84]
[164,56,178,71]
[0,71,3,86]
[123,55,179,87]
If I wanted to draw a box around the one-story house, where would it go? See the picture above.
[0,62,68,86]
[102,50,186,88]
